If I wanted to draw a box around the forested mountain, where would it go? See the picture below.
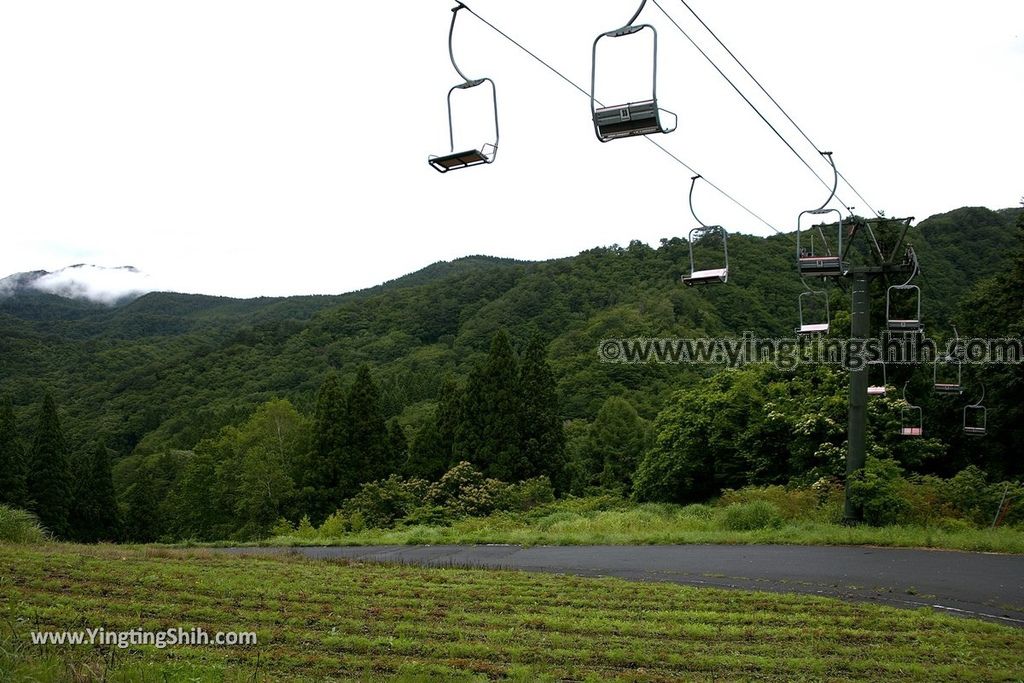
[0,206,1018,461]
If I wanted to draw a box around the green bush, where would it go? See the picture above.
[318,511,349,537]
[0,506,48,544]
[718,486,819,520]
[497,476,556,512]
[717,501,784,531]
[678,503,715,520]
[426,462,507,518]
[269,517,295,537]
[344,475,428,529]
[847,457,912,526]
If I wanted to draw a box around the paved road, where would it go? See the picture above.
[223,544,1024,626]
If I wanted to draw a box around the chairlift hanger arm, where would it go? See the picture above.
[689,175,708,228]
[624,0,649,29]
[813,151,839,213]
[448,3,475,84]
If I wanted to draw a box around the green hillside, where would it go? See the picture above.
[0,207,1018,458]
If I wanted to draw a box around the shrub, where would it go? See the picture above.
[426,462,507,518]
[497,476,556,512]
[269,517,295,537]
[0,506,48,544]
[318,511,349,537]
[402,505,453,527]
[718,486,819,520]
[846,457,912,526]
[294,515,316,539]
[718,501,784,531]
[677,503,715,520]
[344,475,427,529]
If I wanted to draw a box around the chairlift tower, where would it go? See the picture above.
[795,153,917,524]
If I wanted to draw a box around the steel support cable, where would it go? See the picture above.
[672,0,882,219]
[650,0,854,215]
[456,2,789,240]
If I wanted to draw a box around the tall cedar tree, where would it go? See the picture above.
[26,394,72,538]
[386,419,409,474]
[344,365,389,490]
[407,375,462,479]
[518,336,567,490]
[0,396,30,508]
[455,331,526,480]
[70,441,121,542]
[123,467,159,542]
[308,373,347,524]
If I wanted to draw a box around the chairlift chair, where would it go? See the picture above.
[796,153,845,277]
[963,385,987,436]
[867,360,887,396]
[591,0,677,143]
[933,355,963,395]
[933,326,963,394]
[796,289,829,335]
[428,4,500,173]
[683,226,728,285]
[682,177,728,286]
[886,285,923,334]
[899,383,923,437]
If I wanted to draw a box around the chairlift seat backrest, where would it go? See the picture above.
[594,100,667,141]
[867,385,887,396]
[798,256,843,277]
[591,20,676,143]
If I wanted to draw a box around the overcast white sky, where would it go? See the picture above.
[2,1,1022,298]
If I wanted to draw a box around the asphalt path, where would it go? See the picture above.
[222,544,1024,626]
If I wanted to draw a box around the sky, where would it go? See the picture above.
[1,0,1022,299]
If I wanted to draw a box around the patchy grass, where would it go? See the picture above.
[2,544,1023,681]
[252,499,1024,554]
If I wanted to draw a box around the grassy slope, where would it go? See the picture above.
[2,544,1023,681]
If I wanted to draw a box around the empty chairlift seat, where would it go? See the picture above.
[866,360,887,396]
[796,208,845,278]
[428,6,499,174]
[429,144,497,174]
[963,384,987,435]
[899,383,923,437]
[590,4,676,144]
[683,225,729,286]
[796,289,830,335]
[682,189,729,287]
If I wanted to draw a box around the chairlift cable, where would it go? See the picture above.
[669,0,882,219]
[650,0,854,215]
[456,2,789,240]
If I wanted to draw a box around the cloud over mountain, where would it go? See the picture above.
[0,265,160,305]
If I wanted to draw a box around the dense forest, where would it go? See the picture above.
[0,205,1021,541]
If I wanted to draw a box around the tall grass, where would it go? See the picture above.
[0,505,49,544]
[255,497,1024,554]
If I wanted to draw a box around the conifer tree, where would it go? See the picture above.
[386,419,409,475]
[307,373,347,524]
[455,330,525,480]
[344,365,389,488]
[26,393,72,538]
[0,396,30,509]
[407,376,462,480]
[70,441,121,542]
[518,335,568,490]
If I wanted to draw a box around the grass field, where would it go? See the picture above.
[258,500,1024,555]
[2,544,1023,681]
